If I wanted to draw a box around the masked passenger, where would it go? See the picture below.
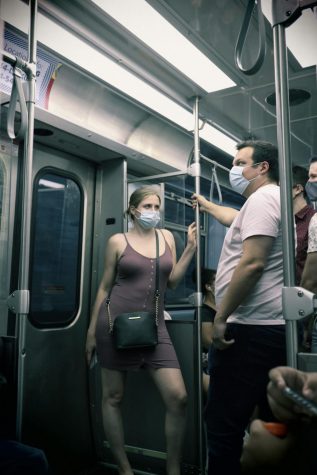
[301,157,317,352]
[196,140,287,475]
[86,186,196,475]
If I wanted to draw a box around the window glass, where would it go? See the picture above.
[205,183,245,269]
[165,178,202,228]
[164,175,204,305]
[165,229,205,305]
[30,172,82,327]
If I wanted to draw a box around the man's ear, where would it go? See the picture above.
[261,161,270,174]
[293,184,304,197]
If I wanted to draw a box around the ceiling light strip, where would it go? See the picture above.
[2,0,236,155]
[91,0,236,93]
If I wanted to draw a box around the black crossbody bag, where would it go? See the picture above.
[106,230,160,350]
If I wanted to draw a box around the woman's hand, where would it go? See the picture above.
[187,222,197,249]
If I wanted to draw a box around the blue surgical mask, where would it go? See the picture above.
[229,163,261,195]
[305,181,317,202]
[135,210,160,229]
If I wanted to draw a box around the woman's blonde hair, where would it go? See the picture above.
[127,186,161,221]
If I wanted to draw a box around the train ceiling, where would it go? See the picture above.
[1,0,316,170]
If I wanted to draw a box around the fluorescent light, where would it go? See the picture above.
[261,2,317,67]
[285,9,317,67]
[2,0,236,155]
[39,179,65,189]
[91,0,236,93]
[200,124,236,156]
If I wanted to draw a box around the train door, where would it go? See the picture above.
[13,143,96,468]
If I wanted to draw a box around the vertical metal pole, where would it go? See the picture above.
[193,97,204,472]
[272,24,298,368]
[16,0,37,439]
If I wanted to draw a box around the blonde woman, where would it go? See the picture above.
[86,186,196,475]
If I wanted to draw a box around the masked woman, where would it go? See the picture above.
[86,186,196,475]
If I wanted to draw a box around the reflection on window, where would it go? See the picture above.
[30,172,82,327]
[206,187,245,270]
[164,176,205,305]
[165,229,205,306]
[165,178,201,228]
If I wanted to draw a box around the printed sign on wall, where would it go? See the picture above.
[1,25,61,109]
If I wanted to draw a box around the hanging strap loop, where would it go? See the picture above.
[210,164,223,204]
[235,0,266,75]
[7,62,28,141]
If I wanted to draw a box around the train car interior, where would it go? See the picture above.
[0,0,316,474]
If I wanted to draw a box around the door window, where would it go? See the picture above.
[30,171,82,327]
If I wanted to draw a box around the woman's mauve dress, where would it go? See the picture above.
[95,233,180,370]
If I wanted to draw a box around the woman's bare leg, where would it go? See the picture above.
[150,367,187,475]
[100,368,133,475]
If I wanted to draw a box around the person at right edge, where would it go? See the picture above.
[266,366,317,475]
[240,364,317,475]
[200,140,287,475]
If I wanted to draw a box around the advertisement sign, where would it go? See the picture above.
[1,25,61,109]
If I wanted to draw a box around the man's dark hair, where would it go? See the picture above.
[309,156,317,164]
[292,165,308,198]
[236,140,279,182]
[192,267,216,296]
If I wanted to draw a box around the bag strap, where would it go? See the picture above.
[107,230,160,333]
[154,229,160,327]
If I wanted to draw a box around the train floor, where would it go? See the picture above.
[53,460,201,475]
[73,467,199,475]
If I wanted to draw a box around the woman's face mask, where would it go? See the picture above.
[305,181,317,202]
[135,210,161,229]
[229,163,262,195]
